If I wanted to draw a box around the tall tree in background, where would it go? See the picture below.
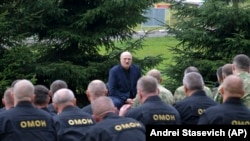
[164,0,250,92]
[0,0,163,106]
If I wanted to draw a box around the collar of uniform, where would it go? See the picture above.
[103,112,118,119]
[190,90,206,97]
[16,101,34,107]
[224,97,242,104]
[144,95,162,103]
[62,105,77,112]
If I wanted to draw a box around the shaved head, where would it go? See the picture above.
[91,96,116,117]
[52,88,75,104]
[146,69,161,83]
[222,63,233,78]
[13,79,34,104]
[87,80,107,98]
[223,75,244,97]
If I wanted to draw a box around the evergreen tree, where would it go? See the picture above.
[164,0,250,92]
[0,0,163,106]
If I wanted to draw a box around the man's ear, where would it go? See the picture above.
[86,90,91,100]
[104,89,108,96]
[157,88,160,95]
[47,96,51,104]
[184,84,188,95]
[53,103,58,114]
[232,64,236,72]
[49,91,53,97]
[31,94,35,103]
[2,98,5,106]
[72,98,77,106]
[220,87,224,96]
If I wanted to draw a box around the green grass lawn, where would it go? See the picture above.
[134,36,179,70]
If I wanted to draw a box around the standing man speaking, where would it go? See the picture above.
[107,51,141,109]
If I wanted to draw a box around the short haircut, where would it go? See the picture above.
[87,80,107,97]
[136,75,158,94]
[146,69,161,82]
[34,85,49,105]
[52,88,75,104]
[3,88,13,104]
[222,63,233,77]
[50,80,68,94]
[183,72,204,90]
[91,96,115,116]
[233,54,250,71]
[13,79,34,100]
[184,66,199,75]
[216,66,223,80]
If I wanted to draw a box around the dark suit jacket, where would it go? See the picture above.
[107,64,141,101]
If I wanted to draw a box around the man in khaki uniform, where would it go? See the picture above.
[133,69,174,107]
[232,54,250,108]
[174,66,213,103]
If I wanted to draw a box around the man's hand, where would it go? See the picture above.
[119,104,132,116]
[125,98,134,105]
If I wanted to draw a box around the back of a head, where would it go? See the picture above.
[184,66,199,75]
[13,79,34,102]
[146,69,161,83]
[87,80,107,98]
[91,96,115,117]
[34,85,50,105]
[137,75,158,95]
[50,80,68,94]
[233,54,250,71]
[222,63,233,77]
[52,88,75,105]
[183,72,204,91]
[223,75,244,97]
[3,88,14,106]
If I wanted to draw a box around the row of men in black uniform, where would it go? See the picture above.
[1,66,250,141]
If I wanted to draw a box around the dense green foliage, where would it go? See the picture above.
[164,0,250,93]
[0,0,163,106]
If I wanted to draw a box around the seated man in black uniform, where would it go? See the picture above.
[0,79,57,141]
[173,72,217,125]
[52,88,95,141]
[198,75,250,125]
[120,75,181,125]
[84,96,145,141]
[34,84,56,116]
[48,79,68,114]
[81,79,108,115]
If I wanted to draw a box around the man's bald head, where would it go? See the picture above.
[91,96,116,119]
[2,88,14,109]
[13,79,34,103]
[52,88,75,104]
[222,75,244,97]
[146,69,161,83]
[86,80,108,101]
[52,88,76,114]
